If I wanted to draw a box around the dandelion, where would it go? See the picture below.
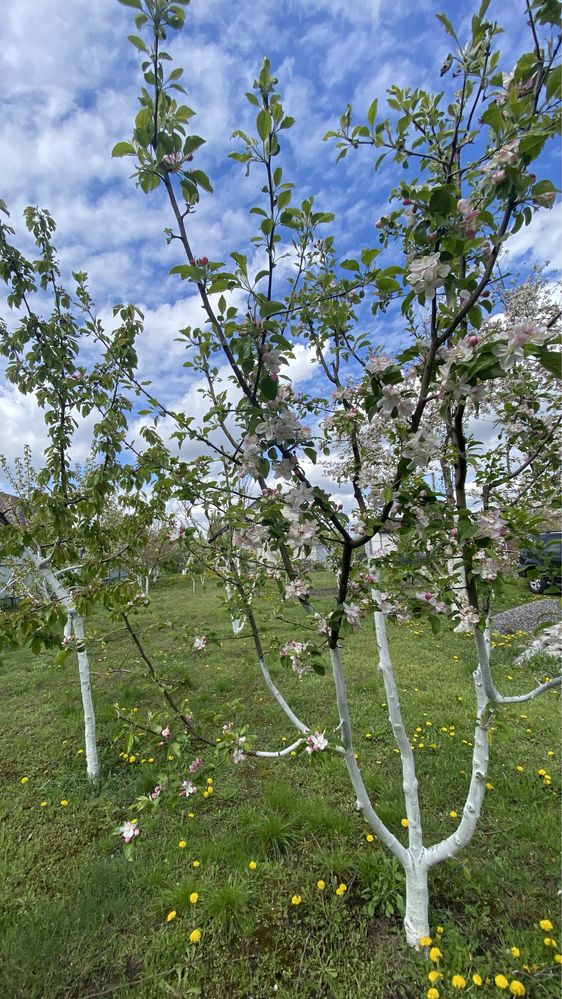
[486,782,494,791]
[436,926,444,936]
[554,954,562,964]
[40,801,48,807]
[316,880,325,890]
[60,799,69,807]
[420,936,433,947]
[335,883,347,896]
[178,840,187,849]
[20,777,29,784]
[451,975,466,989]
[248,861,257,870]
[291,895,302,905]
[129,755,136,764]
[543,937,557,947]
[366,834,375,843]
[189,893,199,904]
[509,982,525,996]
[192,860,200,868]
[427,989,440,999]
[166,910,177,923]
[401,818,409,828]
[516,766,524,773]
[495,974,509,989]
[189,928,201,943]
[428,970,442,983]
[449,810,458,819]
[539,919,553,931]
[510,947,520,958]
[429,947,443,964]
[472,973,483,986]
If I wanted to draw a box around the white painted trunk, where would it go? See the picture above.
[29,551,100,782]
[70,609,99,781]
[403,861,430,946]
[231,617,246,635]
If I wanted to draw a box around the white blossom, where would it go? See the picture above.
[305,730,328,753]
[406,253,451,299]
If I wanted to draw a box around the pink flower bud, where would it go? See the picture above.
[466,335,479,347]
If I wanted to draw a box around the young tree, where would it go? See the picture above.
[0,205,144,781]
[112,0,561,944]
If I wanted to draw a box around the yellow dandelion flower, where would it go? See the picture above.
[427,989,440,999]
[148,757,155,763]
[316,880,325,890]
[436,926,444,936]
[547,751,554,757]
[451,974,466,989]
[510,946,520,958]
[188,812,195,818]
[60,799,69,807]
[335,883,347,896]
[20,777,29,784]
[366,834,375,843]
[486,782,494,790]
[203,791,209,798]
[420,936,433,947]
[539,919,553,931]
[207,777,213,784]
[428,970,442,983]
[192,860,200,868]
[189,928,201,943]
[40,801,48,807]
[472,973,483,986]
[178,840,187,849]
[129,755,136,763]
[516,765,524,773]
[495,974,509,990]
[401,818,409,828]
[189,893,198,904]
[166,910,177,923]
[207,786,214,795]
[449,810,458,819]
[508,981,525,997]
[291,895,302,906]
[553,954,562,964]
[429,947,443,964]
[248,861,257,870]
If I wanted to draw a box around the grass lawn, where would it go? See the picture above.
[0,573,560,998]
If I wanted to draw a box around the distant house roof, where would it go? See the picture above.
[0,491,26,526]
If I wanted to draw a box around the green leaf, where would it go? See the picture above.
[435,11,459,41]
[256,109,272,141]
[546,63,561,100]
[367,98,378,128]
[118,0,142,8]
[259,299,284,318]
[112,141,136,157]
[340,258,360,271]
[429,187,454,217]
[535,347,561,379]
[260,375,278,400]
[184,135,206,156]
[189,169,213,194]
[127,34,148,52]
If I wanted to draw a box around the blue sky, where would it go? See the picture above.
[0,0,560,481]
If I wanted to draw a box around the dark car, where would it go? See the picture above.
[518,531,562,594]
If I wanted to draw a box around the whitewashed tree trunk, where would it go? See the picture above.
[29,552,99,782]
[225,581,246,634]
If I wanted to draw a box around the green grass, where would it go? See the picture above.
[0,572,560,998]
